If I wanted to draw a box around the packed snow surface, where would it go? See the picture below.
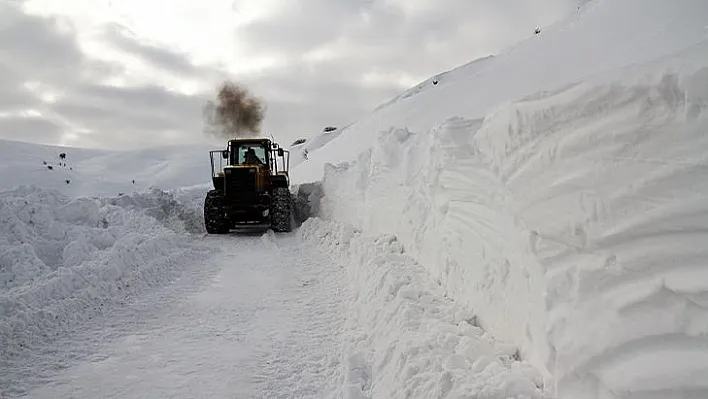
[19,232,344,398]
[3,0,708,398]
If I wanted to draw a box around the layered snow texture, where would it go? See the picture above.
[315,54,708,397]
[285,1,708,396]
[299,218,545,399]
[18,232,345,399]
[0,186,208,364]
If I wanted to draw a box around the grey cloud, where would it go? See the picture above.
[101,24,201,76]
[0,2,124,85]
[250,60,404,104]
[0,116,65,144]
[239,60,405,137]
[226,0,581,145]
[0,5,77,59]
[0,0,581,150]
[0,2,216,149]
[51,83,207,133]
[75,84,205,115]
[237,0,579,79]
[234,0,402,57]
[0,63,36,110]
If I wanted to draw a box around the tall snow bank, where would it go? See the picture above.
[0,186,208,361]
[300,218,545,398]
[317,43,708,397]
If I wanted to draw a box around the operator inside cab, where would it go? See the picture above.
[243,147,264,165]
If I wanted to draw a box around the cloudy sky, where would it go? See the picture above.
[0,0,581,150]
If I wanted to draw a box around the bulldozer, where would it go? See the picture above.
[204,137,293,233]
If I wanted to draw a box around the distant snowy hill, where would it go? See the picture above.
[0,139,214,199]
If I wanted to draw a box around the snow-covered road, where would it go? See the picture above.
[15,231,345,398]
[0,183,546,398]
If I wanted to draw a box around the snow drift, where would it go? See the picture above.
[0,186,208,363]
[293,1,708,397]
[314,42,708,398]
[300,218,546,398]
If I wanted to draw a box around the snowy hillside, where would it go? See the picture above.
[293,0,708,182]
[0,138,214,199]
[3,0,708,398]
[287,126,348,168]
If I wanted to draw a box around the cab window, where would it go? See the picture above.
[237,145,266,165]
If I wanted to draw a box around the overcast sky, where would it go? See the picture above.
[0,0,581,150]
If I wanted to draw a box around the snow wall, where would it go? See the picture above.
[317,44,708,397]
[0,187,208,366]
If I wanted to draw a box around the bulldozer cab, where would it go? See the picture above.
[209,138,290,192]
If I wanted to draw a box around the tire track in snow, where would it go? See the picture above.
[19,231,346,399]
[252,242,345,397]
[0,235,220,398]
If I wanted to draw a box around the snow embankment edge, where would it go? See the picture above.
[0,186,209,367]
[314,46,708,398]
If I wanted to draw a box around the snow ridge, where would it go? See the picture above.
[300,218,546,398]
[0,186,208,378]
[490,64,708,398]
